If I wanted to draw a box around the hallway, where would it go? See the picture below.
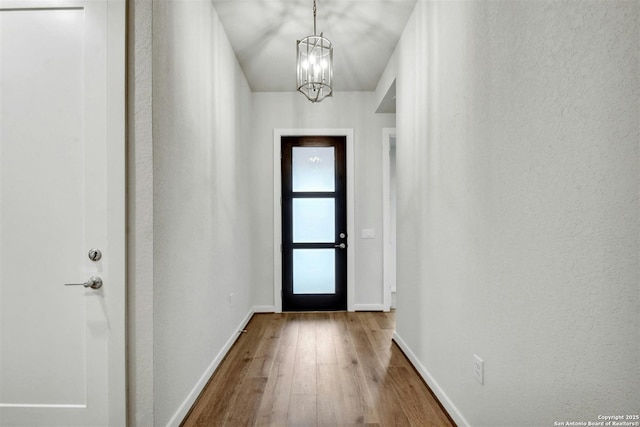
[182,312,454,426]
[127,1,639,425]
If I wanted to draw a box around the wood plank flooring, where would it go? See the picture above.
[181,312,454,427]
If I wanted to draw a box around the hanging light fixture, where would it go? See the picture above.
[296,0,333,103]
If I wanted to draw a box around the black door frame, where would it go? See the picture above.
[281,136,347,311]
[273,129,354,313]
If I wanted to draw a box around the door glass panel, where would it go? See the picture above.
[293,249,335,294]
[292,146,335,192]
[293,198,335,243]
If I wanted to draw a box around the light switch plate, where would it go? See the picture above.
[361,229,375,239]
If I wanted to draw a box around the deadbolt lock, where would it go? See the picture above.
[88,248,102,261]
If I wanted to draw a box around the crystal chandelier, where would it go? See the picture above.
[296,0,333,103]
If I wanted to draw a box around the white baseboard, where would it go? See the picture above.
[253,305,276,313]
[354,303,387,311]
[393,332,471,427]
[165,308,255,427]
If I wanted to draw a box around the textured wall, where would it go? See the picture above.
[250,92,395,309]
[392,1,639,425]
[127,0,154,425]
[152,1,254,425]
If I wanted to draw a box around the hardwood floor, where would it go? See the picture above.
[181,312,454,427]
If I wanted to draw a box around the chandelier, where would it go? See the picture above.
[296,0,333,103]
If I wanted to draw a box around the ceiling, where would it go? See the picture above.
[211,0,417,92]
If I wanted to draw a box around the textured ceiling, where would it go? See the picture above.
[211,0,416,92]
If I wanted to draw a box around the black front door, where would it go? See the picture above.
[281,136,347,311]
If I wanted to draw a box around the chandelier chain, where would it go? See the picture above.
[313,0,317,35]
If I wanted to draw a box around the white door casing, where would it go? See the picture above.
[273,129,355,313]
[382,128,396,311]
[0,1,125,426]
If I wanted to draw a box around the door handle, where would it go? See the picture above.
[65,276,103,289]
[334,243,346,249]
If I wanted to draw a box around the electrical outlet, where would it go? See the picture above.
[473,354,484,385]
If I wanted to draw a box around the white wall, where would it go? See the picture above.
[389,1,639,426]
[250,92,395,310]
[127,0,154,425]
[152,1,254,425]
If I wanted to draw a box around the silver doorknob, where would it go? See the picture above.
[65,276,103,289]
[334,243,346,249]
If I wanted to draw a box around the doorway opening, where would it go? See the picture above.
[273,129,355,312]
[382,128,397,310]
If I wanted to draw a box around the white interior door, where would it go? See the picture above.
[0,1,125,425]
